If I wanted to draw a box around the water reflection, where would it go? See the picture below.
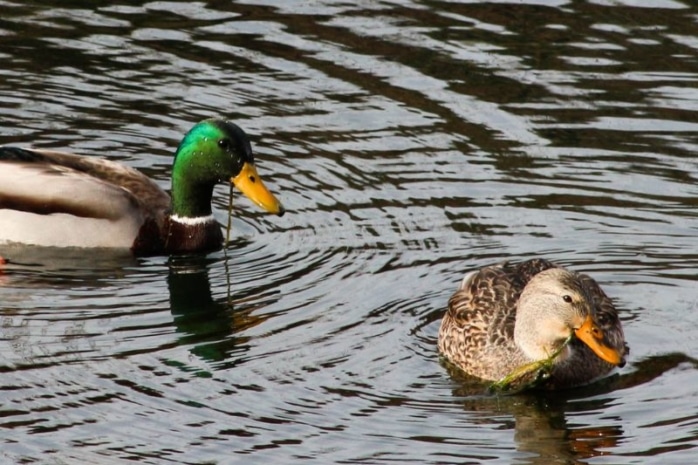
[439,350,698,463]
[3,0,698,463]
[0,245,137,288]
[511,396,624,465]
[167,255,273,368]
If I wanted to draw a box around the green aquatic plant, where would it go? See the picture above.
[489,334,574,394]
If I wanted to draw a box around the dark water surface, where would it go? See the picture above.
[2,1,698,463]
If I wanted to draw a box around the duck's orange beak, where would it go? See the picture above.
[231,162,285,216]
[575,315,623,365]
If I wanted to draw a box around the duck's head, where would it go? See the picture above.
[513,268,625,367]
[171,119,285,218]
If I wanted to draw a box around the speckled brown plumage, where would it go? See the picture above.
[438,259,628,390]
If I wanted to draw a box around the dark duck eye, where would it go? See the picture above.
[218,138,232,151]
[562,295,573,303]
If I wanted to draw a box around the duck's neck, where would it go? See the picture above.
[170,175,215,219]
[513,296,570,363]
[162,213,223,254]
[164,174,223,254]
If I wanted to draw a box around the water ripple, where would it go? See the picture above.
[2,1,698,464]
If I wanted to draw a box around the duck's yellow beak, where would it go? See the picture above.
[574,315,622,365]
[231,162,285,216]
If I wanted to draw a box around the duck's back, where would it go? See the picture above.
[438,259,558,380]
[0,147,170,249]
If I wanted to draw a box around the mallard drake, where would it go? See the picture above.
[438,258,628,390]
[0,119,284,256]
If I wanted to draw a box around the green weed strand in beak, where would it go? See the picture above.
[489,334,574,394]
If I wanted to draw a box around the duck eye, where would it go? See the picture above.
[562,295,573,303]
[218,138,232,151]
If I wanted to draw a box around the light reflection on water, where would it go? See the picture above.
[2,1,698,463]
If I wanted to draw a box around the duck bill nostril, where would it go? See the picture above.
[574,315,623,366]
[231,162,284,215]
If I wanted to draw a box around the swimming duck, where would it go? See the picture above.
[0,119,284,256]
[438,258,628,390]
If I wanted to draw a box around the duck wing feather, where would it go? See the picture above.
[0,147,170,219]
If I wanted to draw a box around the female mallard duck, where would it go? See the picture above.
[438,258,628,390]
[0,119,284,256]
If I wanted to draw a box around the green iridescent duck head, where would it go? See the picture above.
[170,119,284,219]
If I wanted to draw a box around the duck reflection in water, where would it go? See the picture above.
[442,361,627,463]
[167,254,275,368]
